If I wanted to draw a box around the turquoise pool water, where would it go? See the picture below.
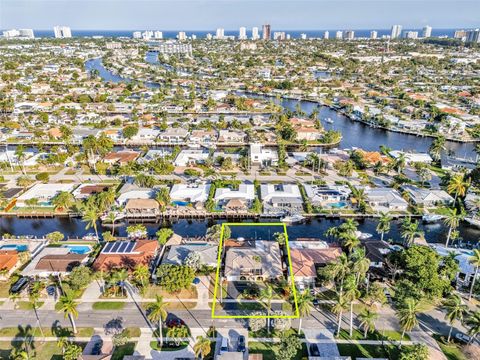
[0,244,28,252]
[172,201,190,206]
[63,245,92,254]
[327,201,347,208]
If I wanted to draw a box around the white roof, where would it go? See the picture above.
[174,150,209,166]
[170,184,210,202]
[214,184,255,201]
[390,150,432,163]
[17,183,76,202]
[260,183,302,202]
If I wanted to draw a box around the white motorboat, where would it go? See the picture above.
[355,231,373,240]
[422,214,443,223]
[281,214,306,224]
[325,117,334,124]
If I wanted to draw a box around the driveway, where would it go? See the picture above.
[303,328,340,358]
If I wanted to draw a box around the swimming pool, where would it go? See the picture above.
[0,244,28,252]
[63,245,92,255]
[172,200,190,207]
[327,201,347,208]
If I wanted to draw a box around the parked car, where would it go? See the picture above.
[46,285,56,296]
[309,343,320,356]
[455,332,471,343]
[220,337,229,354]
[10,277,29,294]
[237,335,246,352]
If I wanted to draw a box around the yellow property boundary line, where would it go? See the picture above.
[211,222,300,319]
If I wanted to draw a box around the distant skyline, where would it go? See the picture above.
[1,0,479,31]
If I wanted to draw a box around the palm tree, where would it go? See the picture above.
[344,277,361,337]
[51,191,75,212]
[296,290,314,333]
[350,187,366,210]
[133,264,150,289]
[147,295,169,346]
[116,268,129,296]
[9,348,29,360]
[376,212,392,241]
[429,136,446,162]
[444,208,464,248]
[193,336,211,360]
[82,205,101,239]
[331,292,348,336]
[351,248,371,284]
[57,291,79,334]
[343,235,360,254]
[466,311,480,343]
[447,173,471,203]
[56,336,69,355]
[443,294,468,342]
[401,219,424,246]
[397,297,420,345]
[394,153,407,174]
[260,284,275,334]
[468,249,480,301]
[358,308,378,338]
[106,212,117,235]
[328,253,351,295]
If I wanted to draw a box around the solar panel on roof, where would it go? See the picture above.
[111,242,121,253]
[118,242,129,253]
[103,242,114,253]
[125,242,135,253]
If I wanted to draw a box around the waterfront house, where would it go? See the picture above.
[16,183,77,208]
[303,184,351,208]
[124,199,160,218]
[364,187,408,212]
[138,149,172,163]
[260,183,303,214]
[174,150,210,167]
[224,241,283,282]
[129,127,161,143]
[403,185,454,208]
[163,244,218,268]
[0,251,20,279]
[22,247,88,277]
[288,242,342,288]
[214,183,255,210]
[93,240,158,272]
[72,184,110,200]
[169,183,211,204]
[116,183,155,206]
[250,144,278,167]
[190,130,218,145]
[362,240,392,268]
[104,150,140,165]
[217,130,246,144]
[158,127,189,143]
[389,150,432,164]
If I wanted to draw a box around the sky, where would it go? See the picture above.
[0,0,478,30]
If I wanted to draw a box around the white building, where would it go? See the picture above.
[252,27,260,40]
[16,183,76,207]
[335,31,343,39]
[260,183,303,214]
[365,188,408,212]
[170,183,210,203]
[177,31,187,41]
[154,31,163,39]
[404,31,418,39]
[422,26,432,38]
[370,31,378,39]
[391,25,402,39]
[343,30,355,40]
[133,31,142,39]
[300,33,307,40]
[250,144,278,167]
[117,184,154,206]
[274,32,286,40]
[53,26,72,38]
[389,150,432,164]
[174,150,210,167]
[214,183,255,203]
[239,27,247,40]
[215,28,225,39]
[323,31,329,39]
[3,29,35,39]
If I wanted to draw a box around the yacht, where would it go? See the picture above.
[281,214,306,224]
[325,117,334,124]
[422,214,443,223]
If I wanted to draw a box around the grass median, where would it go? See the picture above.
[92,301,126,310]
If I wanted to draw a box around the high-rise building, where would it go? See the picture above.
[323,31,329,39]
[454,30,467,40]
[422,26,432,38]
[154,31,163,39]
[300,33,307,40]
[3,29,35,39]
[335,31,343,39]
[273,32,286,40]
[177,31,187,41]
[262,24,271,40]
[133,31,142,39]
[215,28,224,39]
[206,33,213,40]
[466,29,480,43]
[191,34,197,40]
[404,31,418,39]
[142,31,153,40]
[370,31,378,39]
[344,30,355,40]
[252,27,260,40]
[54,26,72,38]
[391,25,402,39]
[239,27,247,40]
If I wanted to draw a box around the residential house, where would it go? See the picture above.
[403,185,454,208]
[124,199,160,218]
[104,151,140,165]
[190,130,218,145]
[16,183,76,207]
[260,183,303,214]
[93,240,158,272]
[22,247,88,277]
[158,127,189,143]
[303,184,351,208]
[389,150,432,164]
[129,128,161,143]
[0,251,20,279]
[138,149,172,164]
[116,183,155,206]
[224,241,283,282]
[250,144,278,167]
[217,130,246,144]
[163,244,218,268]
[170,183,210,204]
[214,183,255,210]
[174,150,210,167]
[365,187,408,212]
[362,240,392,268]
[72,184,110,200]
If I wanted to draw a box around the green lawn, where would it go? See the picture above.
[338,329,410,341]
[111,342,136,360]
[0,341,86,360]
[15,301,44,310]
[248,341,308,360]
[150,341,189,351]
[434,335,468,360]
[0,327,93,337]
[92,301,126,310]
[337,343,416,360]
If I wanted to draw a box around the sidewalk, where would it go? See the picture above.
[409,331,447,360]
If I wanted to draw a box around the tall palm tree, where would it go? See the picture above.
[429,136,446,162]
[443,294,468,342]
[57,291,79,334]
[331,292,348,336]
[401,220,424,246]
[106,212,117,235]
[358,308,378,338]
[394,153,407,174]
[376,212,392,241]
[351,248,371,284]
[193,336,211,360]
[83,205,101,239]
[147,295,169,346]
[116,268,129,297]
[57,336,69,355]
[397,297,420,345]
[52,191,75,212]
[342,235,360,254]
[344,277,361,337]
[296,290,314,333]
[328,253,351,295]
[447,173,471,203]
[133,264,150,289]
[260,284,275,334]
[466,311,480,343]
[468,249,480,301]
[444,208,464,248]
